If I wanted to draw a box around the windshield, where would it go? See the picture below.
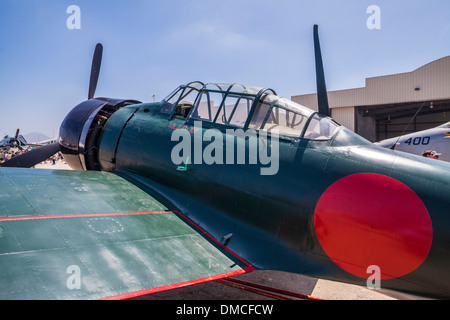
[161,81,204,115]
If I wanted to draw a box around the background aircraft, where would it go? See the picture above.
[0,128,57,152]
[0,129,29,151]
[376,121,450,161]
[35,137,59,146]
[1,26,450,300]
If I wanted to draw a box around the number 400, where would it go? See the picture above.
[404,137,430,145]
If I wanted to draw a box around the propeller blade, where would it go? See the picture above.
[8,128,21,148]
[313,25,330,116]
[1,143,61,168]
[88,43,103,100]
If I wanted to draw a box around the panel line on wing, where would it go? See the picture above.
[0,210,173,222]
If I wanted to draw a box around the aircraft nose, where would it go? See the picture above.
[59,99,107,170]
[59,98,141,171]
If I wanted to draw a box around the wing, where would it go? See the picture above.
[0,167,253,300]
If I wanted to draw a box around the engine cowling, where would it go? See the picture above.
[59,98,141,171]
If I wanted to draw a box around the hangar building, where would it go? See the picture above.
[291,56,450,142]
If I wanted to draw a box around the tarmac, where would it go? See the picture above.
[32,161,422,300]
[134,269,406,300]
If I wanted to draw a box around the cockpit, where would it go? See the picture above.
[161,81,340,140]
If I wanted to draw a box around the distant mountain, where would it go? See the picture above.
[23,132,52,143]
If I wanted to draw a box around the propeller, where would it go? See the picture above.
[2,43,104,168]
[1,143,61,168]
[9,128,20,148]
[88,43,103,100]
[313,25,330,117]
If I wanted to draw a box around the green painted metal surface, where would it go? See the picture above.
[0,167,165,217]
[0,168,248,299]
[98,105,141,172]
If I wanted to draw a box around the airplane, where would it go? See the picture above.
[36,137,59,146]
[0,129,57,155]
[1,25,450,300]
[376,121,450,161]
[0,129,29,152]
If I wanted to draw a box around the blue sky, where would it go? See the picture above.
[0,0,449,138]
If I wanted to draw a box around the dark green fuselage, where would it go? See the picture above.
[95,101,450,299]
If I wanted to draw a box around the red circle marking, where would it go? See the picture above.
[314,173,432,280]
